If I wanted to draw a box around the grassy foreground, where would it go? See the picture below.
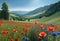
[0,20,60,41]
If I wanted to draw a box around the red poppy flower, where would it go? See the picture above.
[39,25,44,29]
[20,31,25,35]
[15,38,18,41]
[23,28,29,32]
[35,22,39,24]
[1,30,9,35]
[47,27,55,31]
[13,29,17,33]
[39,32,47,37]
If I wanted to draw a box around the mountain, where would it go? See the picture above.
[24,1,60,19]
[25,6,50,15]
[10,11,29,16]
[8,1,60,21]
[44,1,60,17]
[29,1,60,25]
[24,5,50,19]
[9,11,28,21]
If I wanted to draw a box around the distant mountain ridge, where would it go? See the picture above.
[9,1,60,21]
[10,11,29,16]
[24,5,50,19]
[25,5,50,16]
[44,1,60,17]
[24,1,60,19]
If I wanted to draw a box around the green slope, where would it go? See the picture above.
[27,1,60,25]
[25,1,60,19]
[25,11,45,18]
[30,12,60,25]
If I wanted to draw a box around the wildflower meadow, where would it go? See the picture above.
[0,20,60,41]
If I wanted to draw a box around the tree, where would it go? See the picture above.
[0,2,9,20]
[0,10,1,18]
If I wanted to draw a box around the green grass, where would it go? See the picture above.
[0,22,27,41]
[29,12,60,25]
[8,12,60,26]
[9,11,60,25]
[0,11,59,41]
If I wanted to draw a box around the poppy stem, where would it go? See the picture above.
[53,36,56,41]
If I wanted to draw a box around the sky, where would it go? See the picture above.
[0,0,60,11]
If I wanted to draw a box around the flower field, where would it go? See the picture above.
[0,20,60,41]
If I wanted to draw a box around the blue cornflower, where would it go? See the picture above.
[51,32,57,36]
[57,32,60,35]
[22,36,29,41]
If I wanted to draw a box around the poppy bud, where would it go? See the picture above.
[39,25,44,29]
[15,38,18,41]
[20,31,25,35]
[38,36,41,40]
[13,29,17,33]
